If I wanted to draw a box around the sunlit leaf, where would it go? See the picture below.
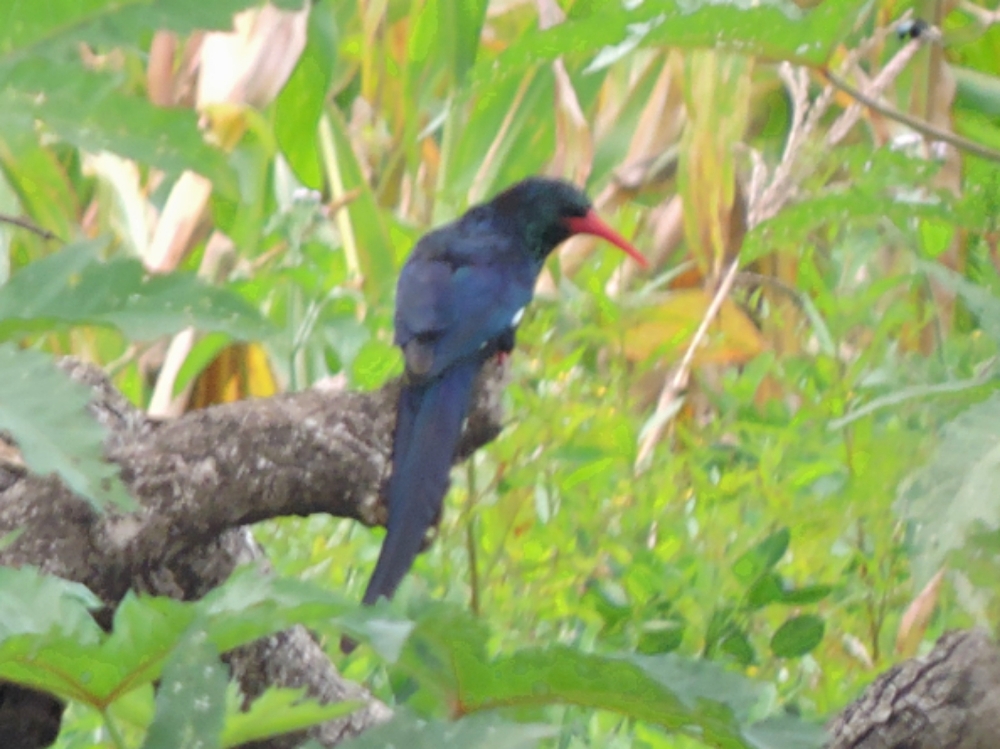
[623,290,765,365]
[222,687,361,748]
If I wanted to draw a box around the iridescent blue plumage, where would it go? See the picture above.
[352,177,647,628]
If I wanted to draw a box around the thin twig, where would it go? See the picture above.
[826,36,928,147]
[960,0,1000,26]
[0,213,59,241]
[823,69,1000,164]
[635,259,741,470]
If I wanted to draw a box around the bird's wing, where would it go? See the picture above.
[394,232,533,380]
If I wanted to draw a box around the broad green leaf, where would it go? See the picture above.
[0,569,351,706]
[222,687,361,748]
[0,0,112,56]
[770,616,824,658]
[321,109,397,302]
[394,607,793,747]
[746,573,784,610]
[99,595,197,700]
[0,0,304,58]
[337,710,557,749]
[0,240,273,342]
[954,65,1000,118]
[898,392,1000,586]
[1,63,237,196]
[720,629,756,668]
[275,1,338,189]
[0,566,102,642]
[469,0,870,88]
[748,577,833,609]
[0,345,134,511]
[732,528,790,584]
[778,585,833,606]
[142,626,228,749]
[460,648,766,745]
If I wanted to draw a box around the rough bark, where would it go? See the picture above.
[827,628,1000,749]
[0,357,507,749]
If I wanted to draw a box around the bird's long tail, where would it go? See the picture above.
[361,355,483,606]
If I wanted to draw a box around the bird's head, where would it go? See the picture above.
[490,177,648,267]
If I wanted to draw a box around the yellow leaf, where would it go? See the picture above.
[191,343,277,408]
[623,290,765,366]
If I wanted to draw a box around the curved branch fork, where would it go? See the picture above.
[0,357,507,748]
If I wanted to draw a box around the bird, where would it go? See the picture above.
[343,177,647,652]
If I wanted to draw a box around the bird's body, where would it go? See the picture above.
[351,178,647,631]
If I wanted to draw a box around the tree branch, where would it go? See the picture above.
[0,357,507,748]
[827,629,1000,749]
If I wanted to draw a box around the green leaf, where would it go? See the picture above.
[779,584,833,606]
[351,338,402,389]
[0,240,273,342]
[142,626,228,749]
[955,64,1000,118]
[746,573,784,610]
[770,615,824,658]
[719,628,756,668]
[898,391,1000,586]
[469,0,869,88]
[396,607,778,746]
[222,687,361,748]
[0,569,352,707]
[0,0,114,56]
[0,0,301,57]
[197,569,353,653]
[732,528,790,584]
[0,566,102,641]
[275,2,338,189]
[747,574,832,610]
[337,710,557,749]
[0,345,134,511]
[408,0,488,88]
[0,138,79,243]
[917,262,1000,345]
[636,617,685,655]
[320,109,397,303]
[1,64,237,195]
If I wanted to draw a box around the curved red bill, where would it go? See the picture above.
[564,210,649,268]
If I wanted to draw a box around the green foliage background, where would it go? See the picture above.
[2,0,1000,747]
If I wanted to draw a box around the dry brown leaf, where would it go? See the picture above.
[895,568,946,658]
